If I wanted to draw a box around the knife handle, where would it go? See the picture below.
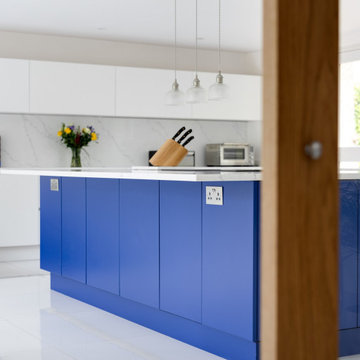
[172,126,186,140]
[177,129,192,144]
[182,136,194,147]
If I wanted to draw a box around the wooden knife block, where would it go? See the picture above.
[149,139,188,167]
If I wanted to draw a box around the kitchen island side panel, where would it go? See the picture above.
[202,181,258,341]
[120,179,160,308]
[339,181,358,330]
[61,177,86,283]
[40,176,62,274]
[86,178,120,295]
[160,181,202,322]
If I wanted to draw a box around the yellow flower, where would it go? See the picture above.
[91,132,97,141]
[57,130,63,136]
[64,127,71,134]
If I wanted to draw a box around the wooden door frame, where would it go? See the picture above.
[261,0,339,359]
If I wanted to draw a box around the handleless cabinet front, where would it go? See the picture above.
[61,177,86,283]
[120,180,160,308]
[202,181,259,341]
[86,178,120,294]
[30,61,116,116]
[160,181,202,322]
[40,176,62,274]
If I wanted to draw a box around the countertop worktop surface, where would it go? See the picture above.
[0,167,360,181]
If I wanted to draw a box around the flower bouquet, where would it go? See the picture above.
[57,124,98,167]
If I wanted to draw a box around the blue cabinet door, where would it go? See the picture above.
[40,176,62,274]
[160,181,202,322]
[202,181,259,341]
[120,180,159,308]
[62,177,86,283]
[339,181,358,329]
[87,178,120,295]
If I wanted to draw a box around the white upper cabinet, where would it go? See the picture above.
[116,67,192,119]
[0,58,29,113]
[192,72,262,121]
[0,57,262,120]
[30,61,116,116]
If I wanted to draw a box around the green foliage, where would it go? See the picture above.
[354,86,360,141]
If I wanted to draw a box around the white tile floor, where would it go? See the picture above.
[0,260,357,360]
[0,261,223,360]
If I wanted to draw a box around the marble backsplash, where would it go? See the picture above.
[0,114,251,168]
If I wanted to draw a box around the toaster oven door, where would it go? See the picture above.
[220,146,249,166]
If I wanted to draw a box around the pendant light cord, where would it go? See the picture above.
[218,0,221,72]
[195,0,198,76]
[174,0,177,81]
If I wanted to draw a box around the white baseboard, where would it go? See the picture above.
[0,245,40,262]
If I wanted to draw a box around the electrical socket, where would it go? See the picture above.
[206,186,223,206]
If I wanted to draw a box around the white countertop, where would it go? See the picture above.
[0,167,262,182]
[0,167,359,182]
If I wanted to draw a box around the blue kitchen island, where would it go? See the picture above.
[3,167,359,359]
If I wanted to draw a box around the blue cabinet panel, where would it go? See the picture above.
[202,181,258,341]
[339,181,358,329]
[40,176,62,274]
[120,180,159,308]
[86,178,120,294]
[160,181,202,322]
[62,177,86,283]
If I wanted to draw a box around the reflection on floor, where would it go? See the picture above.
[0,260,47,278]
[0,268,223,360]
[0,262,357,360]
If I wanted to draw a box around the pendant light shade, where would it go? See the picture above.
[186,75,207,103]
[165,79,185,105]
[165,0,185,106]
[209,0,229,101]
[186,0,207,104]
[208,72,229,101]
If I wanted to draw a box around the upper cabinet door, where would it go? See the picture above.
[0,58,29,113]
[192,72,262,121]
[116,67,192,119]
[30,61,116,116]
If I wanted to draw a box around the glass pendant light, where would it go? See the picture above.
[186,0,207,104]
[165,0,185,105]
[209,0,229,101]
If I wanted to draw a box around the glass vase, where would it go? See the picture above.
[70,147,82,168]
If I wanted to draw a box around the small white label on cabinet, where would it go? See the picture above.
[206,186,223,206]
[50,179,59,192]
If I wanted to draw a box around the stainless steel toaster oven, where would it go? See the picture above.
[205,143,255,166]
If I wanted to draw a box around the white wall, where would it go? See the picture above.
[0,30,262,75]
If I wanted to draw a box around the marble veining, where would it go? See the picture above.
[0,114,249,168]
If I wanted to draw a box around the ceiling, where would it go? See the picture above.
[0,0,358,53]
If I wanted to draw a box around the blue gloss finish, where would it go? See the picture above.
[339,181,358,330]
[61,177,86,283]
[160,181,202,322]
[86,178,120,295]
[202,181,258,341]
[40,176,62,274]
[340,327,360,357]
[120,180,160,308]
[51,273,257,360]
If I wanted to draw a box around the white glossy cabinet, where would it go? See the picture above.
[0,58,29,113]
[0,57,262,120]
[192,72,262,121]
[30,61,116,116]
[116,67,192,119]
[0,175,39,247]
